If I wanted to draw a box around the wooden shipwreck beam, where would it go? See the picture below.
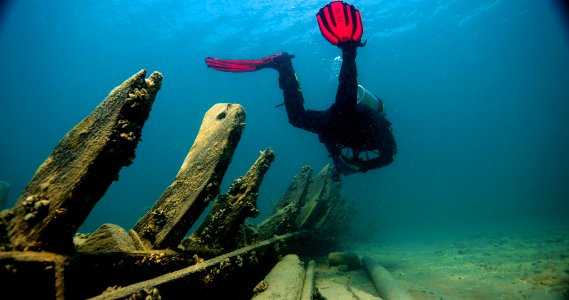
[6,70,162,252]
[183,148,275,252]
[133,103,246,250]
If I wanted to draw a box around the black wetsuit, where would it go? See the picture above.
[275,48,396,174]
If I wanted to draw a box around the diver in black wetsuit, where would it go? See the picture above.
[273,48,396,177]
[205,1,396,178]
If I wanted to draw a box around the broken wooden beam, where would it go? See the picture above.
[87,232,300,300]
[183,148,276,252]
[133,103,246,250]
[6,70,162,253]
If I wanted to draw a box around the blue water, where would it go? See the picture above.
[1,0,568,241]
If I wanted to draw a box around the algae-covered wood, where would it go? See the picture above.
[133,103,245,250]
[6,70,162,252]
[184,148,275,252]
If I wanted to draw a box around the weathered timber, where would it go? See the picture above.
[251,254,306,300]
[0,181,9,210]
[300,260,316,300]
[133,103,245,250]
[183,148,276,252]
[256,165,312,240]
[6,70,162,252]
[87,233,300,300]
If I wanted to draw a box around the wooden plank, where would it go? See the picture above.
[133,103,246,250]
[6,70,162,253]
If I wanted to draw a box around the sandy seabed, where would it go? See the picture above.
[314,227,569,300]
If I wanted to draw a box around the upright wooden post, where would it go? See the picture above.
[133,103,246,249]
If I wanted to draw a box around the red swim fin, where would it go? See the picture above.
[316,1,363,46]
[205,53,292,72]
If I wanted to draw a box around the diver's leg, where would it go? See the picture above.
[275,56,330,134]
[331,46,358,120]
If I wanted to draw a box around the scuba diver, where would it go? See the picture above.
[205,1,396,178]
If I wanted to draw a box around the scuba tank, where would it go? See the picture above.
[357,84,385,116]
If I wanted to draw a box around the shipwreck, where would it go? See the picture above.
[0,70,411,300]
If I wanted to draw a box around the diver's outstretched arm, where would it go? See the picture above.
[332,45,358,120]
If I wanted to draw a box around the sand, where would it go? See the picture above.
[313,227,569,300]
